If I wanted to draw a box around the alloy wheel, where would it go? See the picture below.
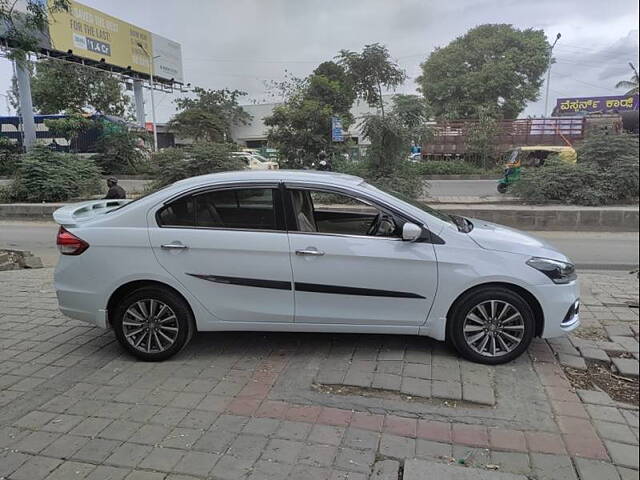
[462,300,525,357]
[122,299,180,354]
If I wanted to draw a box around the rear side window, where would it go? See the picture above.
[157,188,281,230]
[157,196,195,226]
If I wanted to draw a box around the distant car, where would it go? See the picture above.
[53,171,579,364]
[231,152,279,170]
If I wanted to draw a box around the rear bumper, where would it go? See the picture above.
[56,288,108,328]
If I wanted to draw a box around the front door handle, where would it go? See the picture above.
[161,243,188,250]
[296,248,325,256]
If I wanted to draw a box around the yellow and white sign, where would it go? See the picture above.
[46,0,182,82]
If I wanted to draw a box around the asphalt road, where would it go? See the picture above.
[1,221,637,270]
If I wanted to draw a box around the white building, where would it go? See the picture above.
[230,95,393,148]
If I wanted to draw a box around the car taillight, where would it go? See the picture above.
[56,227,89,255]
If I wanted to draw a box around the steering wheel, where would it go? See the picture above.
[367,213,383,236]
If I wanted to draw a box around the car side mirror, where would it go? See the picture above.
[402,222,422,242]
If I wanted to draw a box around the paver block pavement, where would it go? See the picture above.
[611,358,639,378]
[574,457,622,480]
[605,440,640,469]
[576,389,615,407]
[369,459,400,480]
[558,353,588,370]
[579,348,611,363]
[403,459,528,480]
[530,453,578,480]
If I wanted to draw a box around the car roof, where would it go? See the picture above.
[172,170,365,189]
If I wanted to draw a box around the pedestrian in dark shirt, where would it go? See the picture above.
[104,177,126,199]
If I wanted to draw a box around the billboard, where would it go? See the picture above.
[44,0,183,82]
[554,94,639,116]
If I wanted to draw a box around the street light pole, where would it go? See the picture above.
[544,33,561,118]
[137,43,159,152]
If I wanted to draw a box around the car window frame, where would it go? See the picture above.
[283,183,419,241]
[154,182,287,233]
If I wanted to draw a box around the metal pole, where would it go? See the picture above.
[133,79,146,127]
[137,42,159,151]
[14,55,37,150]
[544,33,561,118]
[149,71,158,152]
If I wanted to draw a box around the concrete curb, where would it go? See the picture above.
[0,202,638,232]
[440,204,639,231]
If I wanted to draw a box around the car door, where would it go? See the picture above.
[148,183,294,324]
[285,185,438,326]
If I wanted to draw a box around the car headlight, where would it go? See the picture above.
[526,257,576,284]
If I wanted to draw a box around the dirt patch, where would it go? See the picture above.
[607,351,636,359]
[572,327,608,341]
[563,360,639,405]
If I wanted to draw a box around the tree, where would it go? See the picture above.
[465,107,501,168]
[391,94,432,145]
[337,43,406,116]
[44,114,94,150]
[169,88,251,143]
[417,24,551,119]
[264,62,355,167]
[0,0,70,60]
[615,64,639,95]
[11,59,131,116]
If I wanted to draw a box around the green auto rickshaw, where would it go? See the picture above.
[497,146,577,193]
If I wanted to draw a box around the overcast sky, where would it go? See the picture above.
[1,0,638,122]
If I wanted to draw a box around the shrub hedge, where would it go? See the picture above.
[512,133,639,205]
[0,146,102,203]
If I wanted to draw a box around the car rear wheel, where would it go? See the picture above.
[112,287,194,361]
[448,287,535,364]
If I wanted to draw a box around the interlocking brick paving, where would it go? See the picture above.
[0,268,638,479]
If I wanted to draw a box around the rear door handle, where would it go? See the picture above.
[295,248,325,256]
[161,243,188,250]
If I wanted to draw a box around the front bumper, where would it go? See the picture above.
[533,279,581,338]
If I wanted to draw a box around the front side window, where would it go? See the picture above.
[157,187,280,230]
[289,188,402,238]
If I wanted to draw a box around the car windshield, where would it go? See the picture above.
[365,183,455,225]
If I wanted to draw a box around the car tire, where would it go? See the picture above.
[447,287,535,365]
[497,183,508,194]
[112,287,194,361]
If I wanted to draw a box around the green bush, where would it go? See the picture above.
[576,132,639,170]
[512,147,639,206]
[333,157,425,198]
[93,129,150,175]
[149,143,245,190]
[0,137,21,176]
[3,146,102,202]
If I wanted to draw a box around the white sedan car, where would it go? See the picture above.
[53,171,580,364]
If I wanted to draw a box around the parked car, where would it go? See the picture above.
[231,151,279,170]
[53,171,579,364]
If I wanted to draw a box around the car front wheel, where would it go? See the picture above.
[448,287,535,364]
[112,287,194,361]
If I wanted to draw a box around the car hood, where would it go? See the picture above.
[466,218,571,263]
